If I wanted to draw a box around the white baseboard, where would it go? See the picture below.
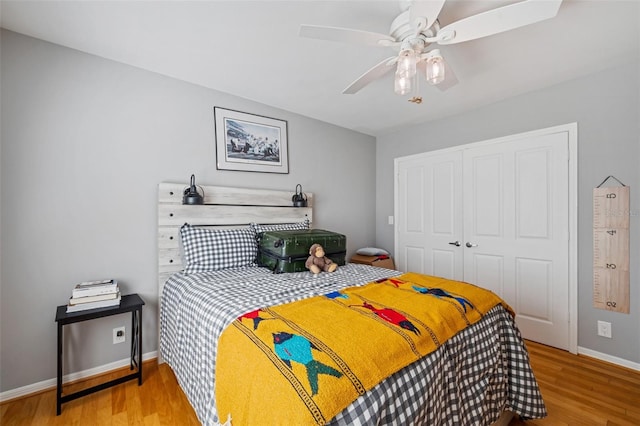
[0,351,157,403]
[578,346,640,371]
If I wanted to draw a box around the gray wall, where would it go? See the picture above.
[0,30,377,392]
[375,61,640,364]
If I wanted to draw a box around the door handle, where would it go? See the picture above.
[448,241,461,247]
[466,242,478,248]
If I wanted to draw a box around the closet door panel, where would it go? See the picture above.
[396,152,463,279]
[471,154,503,237]
[405,246,425,274]
[516,258,552,321]
[516,148,551,239]
[469,253,505,297]
[463,132,569,350]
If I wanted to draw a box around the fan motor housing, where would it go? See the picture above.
[390,10,438,50]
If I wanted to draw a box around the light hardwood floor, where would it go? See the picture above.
[511,341,640,426]
[1,341,639,425]
[0,360,200,425]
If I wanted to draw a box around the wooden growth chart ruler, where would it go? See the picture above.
[593,176,630,313]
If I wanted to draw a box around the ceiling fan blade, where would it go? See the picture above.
[299,25,395,46]
[343,56,398,94]
[410,0,446,30]
[437,0,562,45]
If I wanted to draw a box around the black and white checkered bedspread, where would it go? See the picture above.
[160,264,546,425]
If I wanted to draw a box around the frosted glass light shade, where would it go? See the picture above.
[397,49,417,78]
[394,71,412,95]
[426,55,445,85]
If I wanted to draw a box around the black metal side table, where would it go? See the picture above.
[55,293,145,415]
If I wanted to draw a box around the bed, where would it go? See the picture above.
[157,183,546,426]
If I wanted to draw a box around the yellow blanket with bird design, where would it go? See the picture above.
[215,272,513,425]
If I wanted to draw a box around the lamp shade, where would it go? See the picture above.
[426,51,445,85]
[394,71,414,96]
[291,184,307,207]
[183,174,204,205]
[397,49,417,77]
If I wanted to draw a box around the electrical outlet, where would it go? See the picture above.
[388,216,394,225]
[113,326,125,344]
[597,321,612,338]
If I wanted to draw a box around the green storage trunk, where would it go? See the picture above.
[258,229,346,273]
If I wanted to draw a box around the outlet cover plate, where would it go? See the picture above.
[597,321,612,338]
[113,326,126,344]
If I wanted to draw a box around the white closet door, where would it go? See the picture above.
[396,151,463,280]
[463,132,569,350]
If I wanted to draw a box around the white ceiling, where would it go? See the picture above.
[1,0,639,136]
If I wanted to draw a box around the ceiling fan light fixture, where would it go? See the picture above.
[426,50,445,85]
[300,0,564,96]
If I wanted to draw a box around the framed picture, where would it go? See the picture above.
[214,107,289,174]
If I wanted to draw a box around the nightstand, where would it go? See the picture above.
[350,254,395,270]
[54,293,144,415]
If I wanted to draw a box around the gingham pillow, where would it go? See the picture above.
[250,219,310,234]
[180,224,258,273]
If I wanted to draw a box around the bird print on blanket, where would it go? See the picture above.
[238,309,273,330]
[411,285,475,312]
[382,278,405,288]
[272,331,343,395]
[352,301,420,335]
[324,290,348,300]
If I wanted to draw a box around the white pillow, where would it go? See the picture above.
[356,247,390,256]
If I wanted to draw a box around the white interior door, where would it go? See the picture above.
[463,132,570,350]
[396,152,463,280]
[394,126,574,351]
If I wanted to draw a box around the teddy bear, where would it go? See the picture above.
[305,243,338,274]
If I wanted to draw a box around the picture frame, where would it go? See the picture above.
[214,107,289,174]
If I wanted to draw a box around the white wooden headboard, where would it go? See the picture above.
[157,182,314,295]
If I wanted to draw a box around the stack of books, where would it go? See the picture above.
[66,279,121,313]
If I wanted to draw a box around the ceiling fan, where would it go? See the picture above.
[300,0,563,97]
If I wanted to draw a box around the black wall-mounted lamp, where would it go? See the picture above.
[182,174,204,205]
[291,184,307,207]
